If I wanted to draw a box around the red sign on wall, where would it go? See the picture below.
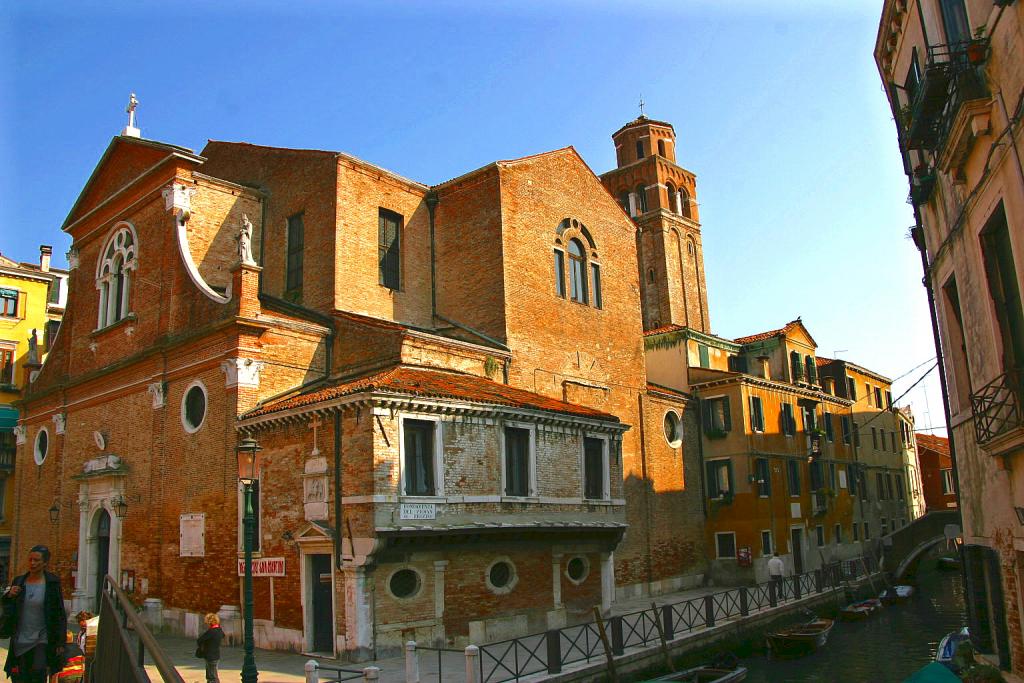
[737,547,752,567]
[237,557,286,577]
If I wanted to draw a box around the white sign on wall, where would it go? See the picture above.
[400,503,436,520]
[237,557,286,577]
[179,513,205,557]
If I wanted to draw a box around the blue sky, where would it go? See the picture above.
[0,0,947,434]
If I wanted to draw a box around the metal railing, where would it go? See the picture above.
[309,662,371,682]
[971,369,1024,445]
[905,39,989,151]
[473,555,878,682]
[92,575,184,683]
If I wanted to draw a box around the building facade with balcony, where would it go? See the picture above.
[875,0,1024,673]
[0,246,65,584]
[645,318,914,585]
[12,114,710,658]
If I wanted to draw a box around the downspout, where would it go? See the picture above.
[695,396,707,518]
[636,392,654,589]
[910,225,962,503]
[333,409,343,568]
[426,190,439,318]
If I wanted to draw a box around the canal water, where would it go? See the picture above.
[739,551,967,683]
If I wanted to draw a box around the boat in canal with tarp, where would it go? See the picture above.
[902,661,961,682]
[839,598,883,621]
[935,626,970,671]
[880,585,915,604]
[646,665,748,682]
[766,617,835,658]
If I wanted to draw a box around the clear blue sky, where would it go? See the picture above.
[0,0,947,434]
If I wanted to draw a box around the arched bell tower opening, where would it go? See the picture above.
[599,113,709,333]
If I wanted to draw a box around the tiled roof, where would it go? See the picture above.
[734,319,802,345]
[644,323,685,337]
[612,116,676,137]
[244,365,618,421]
[646,382,690,399]
[916,433,950,456]
[816,356,839,368]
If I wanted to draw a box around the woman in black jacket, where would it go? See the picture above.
[196,612,224,683]
[2,545,68,683]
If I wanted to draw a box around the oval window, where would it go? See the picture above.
[664,411,682,447]
[566,556,589,584]
[34,428,49,465]
[389,568,421,600]
[486,559,517,594]
[182,382,207,433]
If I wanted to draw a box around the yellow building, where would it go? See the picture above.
[0,245,67,582]
[646,319,913,584]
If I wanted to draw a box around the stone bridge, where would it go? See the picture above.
[881,510,962,579]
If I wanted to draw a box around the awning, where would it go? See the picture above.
[0,405,18,430]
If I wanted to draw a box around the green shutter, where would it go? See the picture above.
[722,397,732,431]
[705,460,718,498]
[698,344,710,368]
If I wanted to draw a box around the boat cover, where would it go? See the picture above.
[902,662,961,683]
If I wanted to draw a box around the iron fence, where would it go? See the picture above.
[312,663,367,682]
[478,633,548,682]
[971,369,1024,444]
[415,645,465,682]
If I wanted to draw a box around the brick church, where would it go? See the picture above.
[13,111,712,657]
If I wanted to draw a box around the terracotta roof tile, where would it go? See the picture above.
[643,323,685,337]
[916,433,950,456]
[244,366,618,422]
[734,319,803,345]
[816,356,838,368]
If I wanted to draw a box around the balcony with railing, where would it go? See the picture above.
[904,40,990,153]
[971,369,1024,452]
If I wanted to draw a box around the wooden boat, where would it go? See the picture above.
[647,665,748,682]
[880,585,915,604]
[935,627,970,671]
[839,598,882,621]
[766,618,835,657]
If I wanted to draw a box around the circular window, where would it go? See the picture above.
[34,428,49,465]
[664,411,682,447]
[388,568,422,600]
[181,381,208,433]
[566,556,590,584]
[485,558,518,594]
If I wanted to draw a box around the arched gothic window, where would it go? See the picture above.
[568,239,588,304]
[635,185,648,213]
[96,224,137,328]
[680,187,692,218]
[618,191,630,214]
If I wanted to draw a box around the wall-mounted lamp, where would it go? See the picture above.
[111,493,142,520]
[48,502,60,524]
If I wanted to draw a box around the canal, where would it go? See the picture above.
[739,552,967,682]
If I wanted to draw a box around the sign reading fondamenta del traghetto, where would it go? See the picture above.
[237,557,286,577]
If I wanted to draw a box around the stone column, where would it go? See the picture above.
[344,566,374,661]
[676,190,684,216]
[72,494,89,613]
[600,552,615,613]
[628,193,638,217]
[551,554,563,608]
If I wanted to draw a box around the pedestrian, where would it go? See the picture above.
[1,545,68,683]
[768,552,785,594]
[195,612,224,683]
[72,613,91,655]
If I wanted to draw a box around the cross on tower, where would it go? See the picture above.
[126,93,138,128]
[309,414,322,456]
[638,94,645,117]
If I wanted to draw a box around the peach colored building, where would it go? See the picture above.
[875,0,1024,673]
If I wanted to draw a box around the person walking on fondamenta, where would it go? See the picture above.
[2,545,68,683]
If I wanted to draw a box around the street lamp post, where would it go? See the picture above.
[236,437,262,683]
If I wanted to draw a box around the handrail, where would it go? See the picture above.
[93,574,185,683]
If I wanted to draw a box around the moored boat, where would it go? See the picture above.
[936,556,961,571]
[647,665,748,682]
[839,598,882,621]
[880,585,915,604]
[766,617,835,658]
[935,626,970,671]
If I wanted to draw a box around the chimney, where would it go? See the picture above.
[758,355,770,380]
[39,245,51,272]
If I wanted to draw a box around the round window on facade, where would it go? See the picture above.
[34,428,49,466]
[181,381,208,433]
[663,411,682,448]
[566,556,590,585]
[486,558,518,594]
[388,568,422,600]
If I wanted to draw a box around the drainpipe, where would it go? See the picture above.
[909,224,962,504]
[333,409,344,568]
[426,190,439,318]
[694,396,708,519]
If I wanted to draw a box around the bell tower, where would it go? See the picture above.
[600,115,710,333]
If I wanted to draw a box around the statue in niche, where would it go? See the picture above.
[27,329,39,365]
[237,214,256,266]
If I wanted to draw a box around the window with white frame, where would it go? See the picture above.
[402,418,439,497]
[0,288,18,318]
[583,436,609,500]
[503,424,534,497]
[816,525,825,547]
[706,458,733,499]
[760,530,773,556]
[0,346,14,385]
[96,224,137,328]
[941,469,954,495]
[715,532,737,559]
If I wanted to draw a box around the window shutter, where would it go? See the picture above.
[705,460,717,497]
[702,401,712,433]
[722,398,732,431]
